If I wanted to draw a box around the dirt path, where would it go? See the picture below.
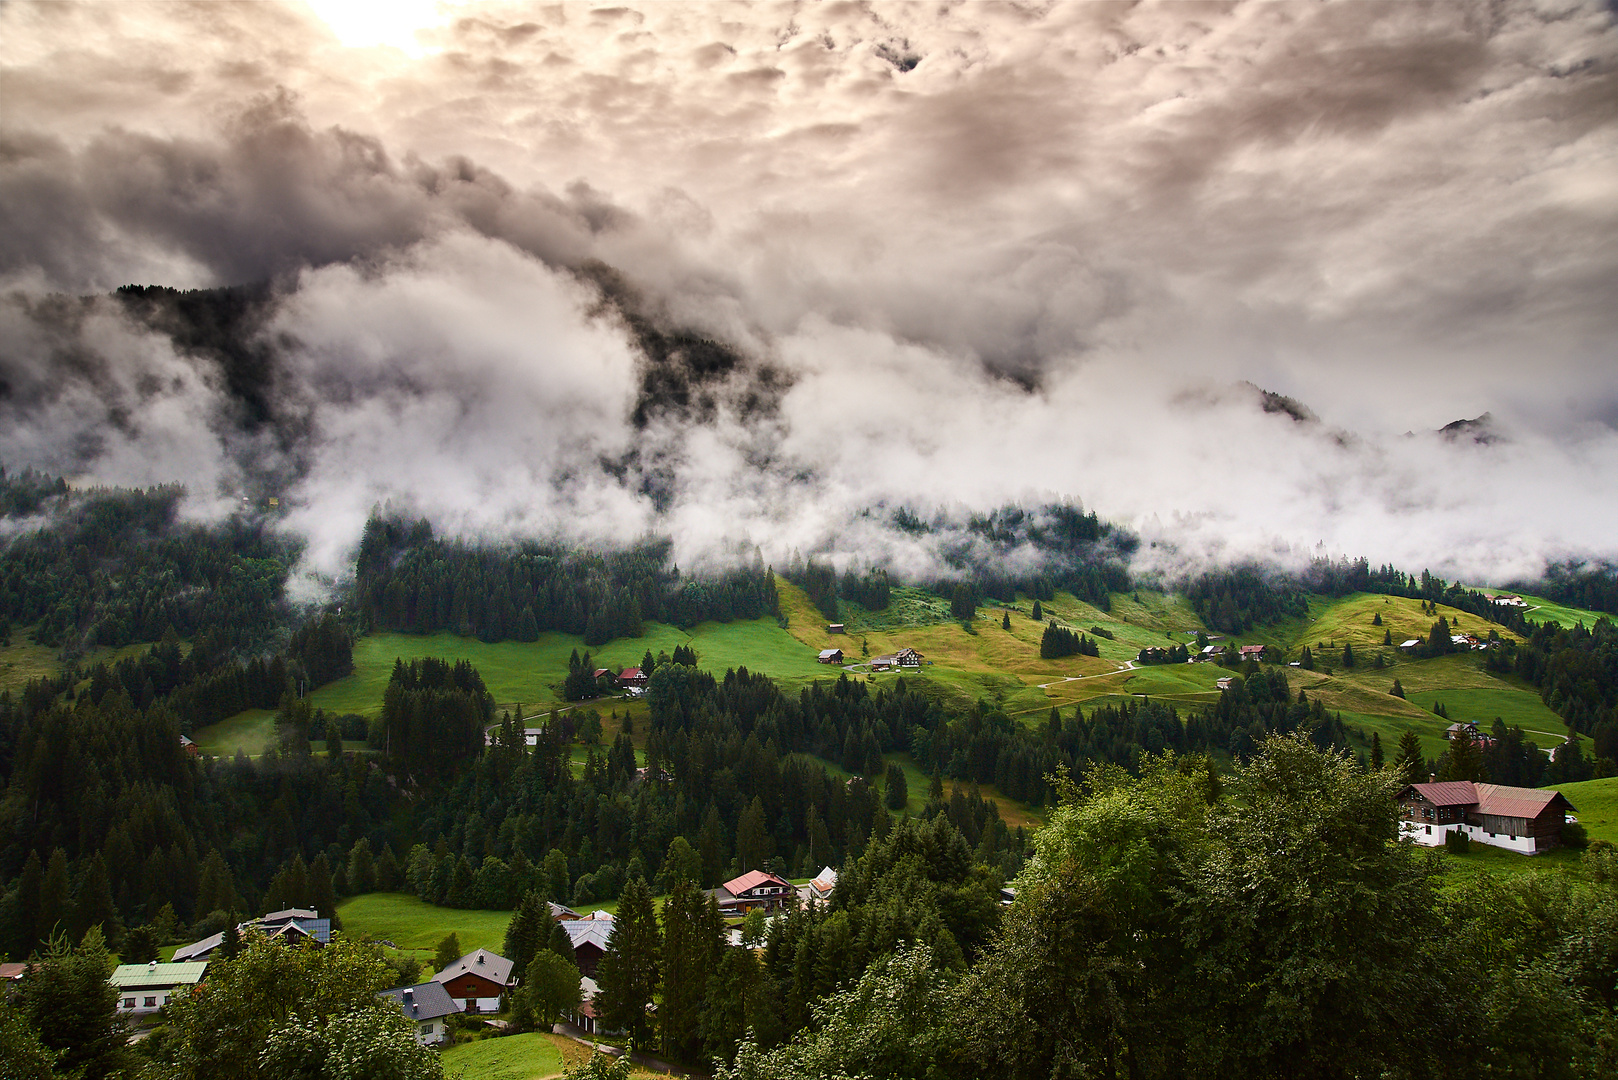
[1034,659,1137,689]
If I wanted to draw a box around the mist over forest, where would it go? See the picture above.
[1,0,1616,590]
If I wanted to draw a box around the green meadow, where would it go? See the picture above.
[1548,776,1618,845]
[440,1033,567,1080]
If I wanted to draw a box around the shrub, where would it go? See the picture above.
[1561,821,1589,850]
[1444,830,1470,854]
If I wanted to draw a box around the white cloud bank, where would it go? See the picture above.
[0,1,1615,585]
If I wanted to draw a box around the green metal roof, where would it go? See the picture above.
[109,962,208,990]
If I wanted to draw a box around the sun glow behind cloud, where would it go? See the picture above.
[301,0,461,56]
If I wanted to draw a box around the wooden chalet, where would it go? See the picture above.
[818,648,844,664]
[710,870,797,915]
[617,667,648,688]
[561,912,616,979]
[380,981,461,1045]
[431,948,513,1014]
[1397,781,1575,855]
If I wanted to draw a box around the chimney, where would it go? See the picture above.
[1429,772,1436,784]
[148,960,158,970]
[403,988,413,999]
[476,954,484,965]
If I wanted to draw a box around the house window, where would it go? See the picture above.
[123,997,135,1009]
[1424,826,1431,834]
[144,996,157,1008]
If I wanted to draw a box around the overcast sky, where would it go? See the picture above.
[1,0,1615,585]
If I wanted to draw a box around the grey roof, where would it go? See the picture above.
[171,933,223,963]
[380,981,461,1022]
[431,949,514,987]
[171,914,330,963]
[260,908,319,923]
[549,901,580,919]
[563,917,616,953]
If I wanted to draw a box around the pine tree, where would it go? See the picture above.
[1394,730,1426,785]
[1372,612,1383,626]
[70,854,120,950]
[736,797,771,873]
[435,932,462,972]
[1383,629,1393,646]
[1002,611,1011,631]
[1341,642,1355,668]
[1371,732,1385,771]
[37,849,71,949]
[1031,600,1043,621]
[504,891,547,981]
[596,877,660,1050]
[884,762,909,811]
[658,881,723,1061]
[1391,679,1405,699]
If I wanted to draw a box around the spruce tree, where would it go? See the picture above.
[596,877,660,1050]
[1391,678,1405,699]
[503,891,546,981]
[37,849,70,949]
[736,797,771,873]
[1371,732,1385,771]
[1394,731,1426,785]
[658,882,723,1062]
[1002,611,1011,631]
[1032,600,1043,621]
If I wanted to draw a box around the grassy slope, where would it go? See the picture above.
[338,893,620,969]
[440,1034,566,1080]
[195,613,837,755]
[1548,777,1618,844]
[0,628,170,696]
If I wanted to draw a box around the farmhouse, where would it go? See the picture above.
[171,907,330,963]
[1396,781,1576,854]
[818,648,844,664]
[617,667,648,689]
[1240,644,1266,661]
[179,734,198,755]
[1216,677,1234,690]
[826,623,845,634]
[431,948,513,1014]
[110,960,207,1016]
[894,647,923,666]
[710,870,797,915]
[379,981,460,1045]
[1446,721,1495,750]
[561,911,616,979]
[802,866,838,904]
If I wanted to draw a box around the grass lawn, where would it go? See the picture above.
[1548,776,1618,845]
[1431,841,1584,886]
[192,708,276,756]
[439,1032,566,1080]
[1513,593,1609,630]
[338,893,516,964]
[1404,686,1566,746]
[0,627,169,696]
[338,893,622,970]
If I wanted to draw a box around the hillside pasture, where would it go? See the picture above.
[1513,593,1610,630]
[1293,593,1518,664]
[439,1033,567,1080]
[1548,776,1618,845]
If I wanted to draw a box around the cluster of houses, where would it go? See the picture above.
[1399,634,1497,652]
[817,646,925,671]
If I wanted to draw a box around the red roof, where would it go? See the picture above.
[1240,644,1265,654]
[1402,781,1575,819]
[618,667,643,680]
[1475,783,1574,819]
[722,870,792,896]
[1404,781,1479,807]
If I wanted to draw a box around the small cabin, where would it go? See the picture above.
[817,649,844,664]
[826,624,846,634]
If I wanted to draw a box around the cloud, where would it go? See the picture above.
[0,0,1616,587]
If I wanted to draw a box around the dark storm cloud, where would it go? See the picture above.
[0,0,1615,586]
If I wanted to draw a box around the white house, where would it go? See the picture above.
[110,960,207,1016]
[380,981,461,1045]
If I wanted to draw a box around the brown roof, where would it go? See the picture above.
[1401,781,1575,819]
[1404,781,1478,807]
[1474,783,1575,819]
[722,870,793,895]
